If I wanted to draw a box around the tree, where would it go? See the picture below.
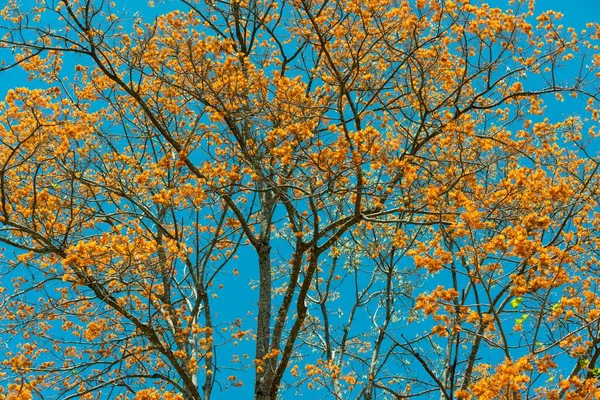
[0,0,599,398]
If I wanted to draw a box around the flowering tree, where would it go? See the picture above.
[0,0,599,399]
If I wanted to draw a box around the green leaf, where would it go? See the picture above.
[515,314,529,324]
[510,297,523,309]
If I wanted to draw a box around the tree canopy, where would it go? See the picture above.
[0,0,600,399]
